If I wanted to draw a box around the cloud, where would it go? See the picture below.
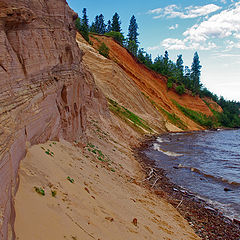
[183,3,240,42]
[148,2,240,54]
[162,38,188,50]
[147,46,161,51]
[216,53,240,57]
[156,2,240,51]
[169,24,179,30]
[148,4,221,19]
[160,38,217,50]
[234,33,240,39]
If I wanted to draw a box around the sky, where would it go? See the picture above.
[67,0,240,101]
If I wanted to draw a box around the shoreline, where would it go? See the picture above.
[134,135,240,240]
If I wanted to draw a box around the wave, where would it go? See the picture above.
[153,143,183,157]
[169,132,183,136]
[195,195,240,221]
[156,137,169,143]
[177,164,240,187]
[156,137,164,143]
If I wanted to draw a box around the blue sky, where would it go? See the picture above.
[67,0,240,101]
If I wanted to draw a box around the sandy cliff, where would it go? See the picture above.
[76,33,167,133]
[89,34,217,131]
[0,0,108,238]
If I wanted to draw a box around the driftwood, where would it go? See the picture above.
[141,167,160,188]
[176,196,184,209]
[142,167,157,181]
[151,177,159,188]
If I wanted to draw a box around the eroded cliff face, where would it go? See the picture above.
[76,33,167,134]
[89,35,218,131]
[0,1,108,238]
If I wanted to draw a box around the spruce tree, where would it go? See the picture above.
[92,15,100,33]
[163,51,169,63]
[191,52,202,94]
[82,8,89,29]
[127,40,138,56]
[163,51,169,75]
[111,13,121,32]
[184,66,191,89]
[89,22,96,33]
[106,20,112,33]
[137,48,146,63]
[176,54,184,83]
[176,55,184,74]
[98,14,106,34]
[127,15,139,43]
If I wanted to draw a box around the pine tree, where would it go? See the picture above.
[98,14,106,34]
[184,66,191,89]
[127,15,139,43]
[163,51,169,75]
[191,52,202,94]
[127,40,138,56]
[176,55,184,74]
[89,22,96,33]
[106,20,112,33]
[163,51,169,64]
[137,48,146,63]
[138,49,152,68]
[144,53,152,68]
[111,13,121,32]
[90,15,106,34]
[82,8,89,29]
[92,15,100,33]
[176,54,184,83]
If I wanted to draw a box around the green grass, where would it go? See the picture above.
[86,143,116,172]
[158,106,188,130]
[172,99,217,128]
[108,98,153,133]
[87,143,109,163]
[42,147,54,157]
[90,34,101,42]
[51,190,57,197]
[34,187,45,196]
[141,92,187,130]
[67,176,74,183]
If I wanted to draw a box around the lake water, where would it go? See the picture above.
[144,129,240,220]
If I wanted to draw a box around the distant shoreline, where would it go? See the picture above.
[134,135,240,240]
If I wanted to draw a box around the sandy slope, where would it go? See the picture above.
[76,33,167,133]
[88,34,218,131]
[14,138,200,240]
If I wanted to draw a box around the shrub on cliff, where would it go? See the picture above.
[167,79,173,89]
[176,85,185,95]
[98,43,109,58]
[104,31,125,45]
[75,17,89,43]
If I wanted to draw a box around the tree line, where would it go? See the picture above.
[75,9,138,55]
[75,8,240,128]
